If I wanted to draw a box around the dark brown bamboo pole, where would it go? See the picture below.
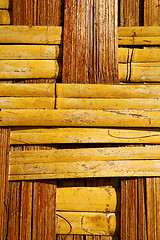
[0,128,10,240]
[62,0,119,84]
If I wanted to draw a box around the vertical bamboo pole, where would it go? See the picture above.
[12,0,63,26]
[0,128,10,240]
[62,0,119,84]
[144,2,160,240]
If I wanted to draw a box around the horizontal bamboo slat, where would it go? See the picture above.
[56,187,119,212]
[56,212,117,235]
[0,26,62,44]
[9,146,160,179]
[0,0,10,9]
[0,84,55,97]
[0,60,60,79]
[57,84,160,98]
[10,127,160,145]
[57,98,160,110]
[0,45,62,59]
[9,160,160,180]
[118,48,160,63]
[119,63,160,82]
[0,10,10,24]
[118,26,160,45]
[1,109,160,127]
[0,97,54,109]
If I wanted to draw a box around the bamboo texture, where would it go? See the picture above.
[0,128,10,240]
[10,127,160,145]
[0,0,11,9]
[12,0,63,26]
[62,0,119,83]
[0,10,11,24]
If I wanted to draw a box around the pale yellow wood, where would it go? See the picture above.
[9,146,160,164]
[119,63,160,82]
[1,109,160,127]
[0,97,54,109]
[56,187,119,212]
[0,45,62,59]
[0,0,10,9]
[118,48,160,63]
[57,98,160,110]
[57,84,160,98]
[56,212,117,235]
[9,160,160,180]
[0,10,10,24]
[0,84,55,97]
[118,26,160,37]
[10,127,160,145]
[0,60,60,79]
[118,37,160,45]
[0,26,62,44]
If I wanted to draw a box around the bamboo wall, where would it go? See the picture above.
[0,0,160,239]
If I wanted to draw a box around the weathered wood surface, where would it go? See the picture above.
[119,0,141,27]
[0,84,55,97]
[56,187,120,212]
[118,26,160,45]
[144,0,160,26]
[119,48,160,63]
[32,181,56,240]
[56,212,117,235]
[0,26,62,44]
[0,0,10,9]
[19,181,32,240]
[0,128,10,240]
[0,10,11,24]
[63,0,118,83]
[57,98,160,110]
[2,109,160,127]
[146,178,160,239]
[121,178,147,240]
[57,84,160,98]
[13,0,63,26]
[7,181,21,239]
[10,127,160,145]
[0,60,60,79]
[0,45,62,59]
[0,97,54,109]
[9,146,160,179]
[119,62,160,82]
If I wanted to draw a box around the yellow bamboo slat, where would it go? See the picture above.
[9,146,160,163]
[0,45,62,60]
[118,48,160,63]
[118,27,160,45]
[0,84,55,97]
[9,146,160,179]
[0,97,54,109]
[56,187,120,212]
[119,63,160,82]
[9,160,160,180]
[10,127,160,145]
[1,109,160,127]
[0,60,60,79]
[0,26,62,44]
[56,212,117,235]
[0,10,10,24]
[57,84,160,98]
[0,0,10,9]
[57,98,160,110]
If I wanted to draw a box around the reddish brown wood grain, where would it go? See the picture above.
[144,0,160,26]
[12,0,64,26]
[62,0,119,84]
[0,128,10,240]
[146,178,160,240]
